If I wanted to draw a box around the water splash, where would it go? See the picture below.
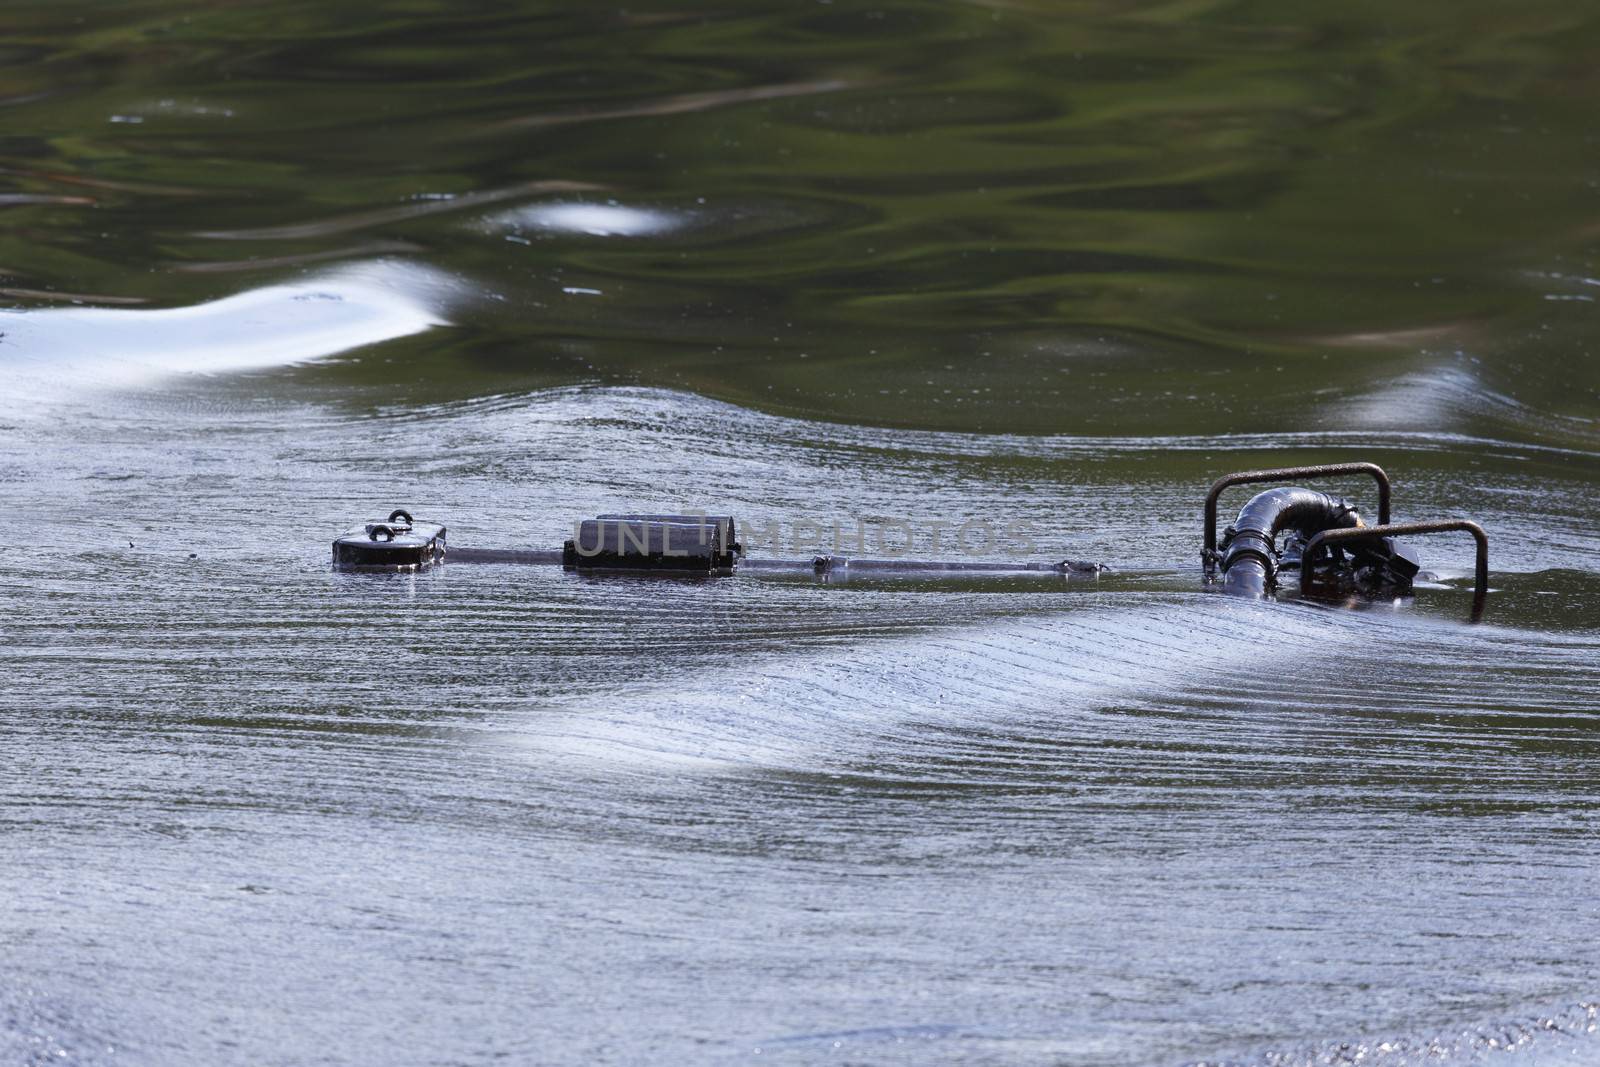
[0,259,454,399]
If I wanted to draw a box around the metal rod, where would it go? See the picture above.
[806,556,1096,575]
[443,548,1100,576]
[1300,521,1488,622]
[1204,463,1392,565]
[449,547,564,565]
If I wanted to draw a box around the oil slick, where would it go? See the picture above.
[0,259,454,399]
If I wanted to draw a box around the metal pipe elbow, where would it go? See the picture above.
[1219,487,1362,596]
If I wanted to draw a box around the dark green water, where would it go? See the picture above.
[3,3,1599,1065]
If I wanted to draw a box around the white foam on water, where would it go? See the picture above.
[0,259,451,400]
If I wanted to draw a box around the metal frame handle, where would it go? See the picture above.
[1301,520,1488,622]
[1204,463,1392,559]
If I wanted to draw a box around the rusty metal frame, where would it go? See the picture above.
[1301,520,1489,622]
[1204,462,1392,564]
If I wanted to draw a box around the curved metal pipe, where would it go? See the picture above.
[1219,487,1363,598]
[1204,463,1391,571]
[1302,521,1488,622]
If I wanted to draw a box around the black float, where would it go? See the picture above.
[332,509,446,572]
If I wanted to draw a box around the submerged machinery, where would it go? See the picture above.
[331,461,1489,620]
[1201,463,1488,620]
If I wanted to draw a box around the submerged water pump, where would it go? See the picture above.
[328,461,1488,619]
[1201,462,1488,620]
